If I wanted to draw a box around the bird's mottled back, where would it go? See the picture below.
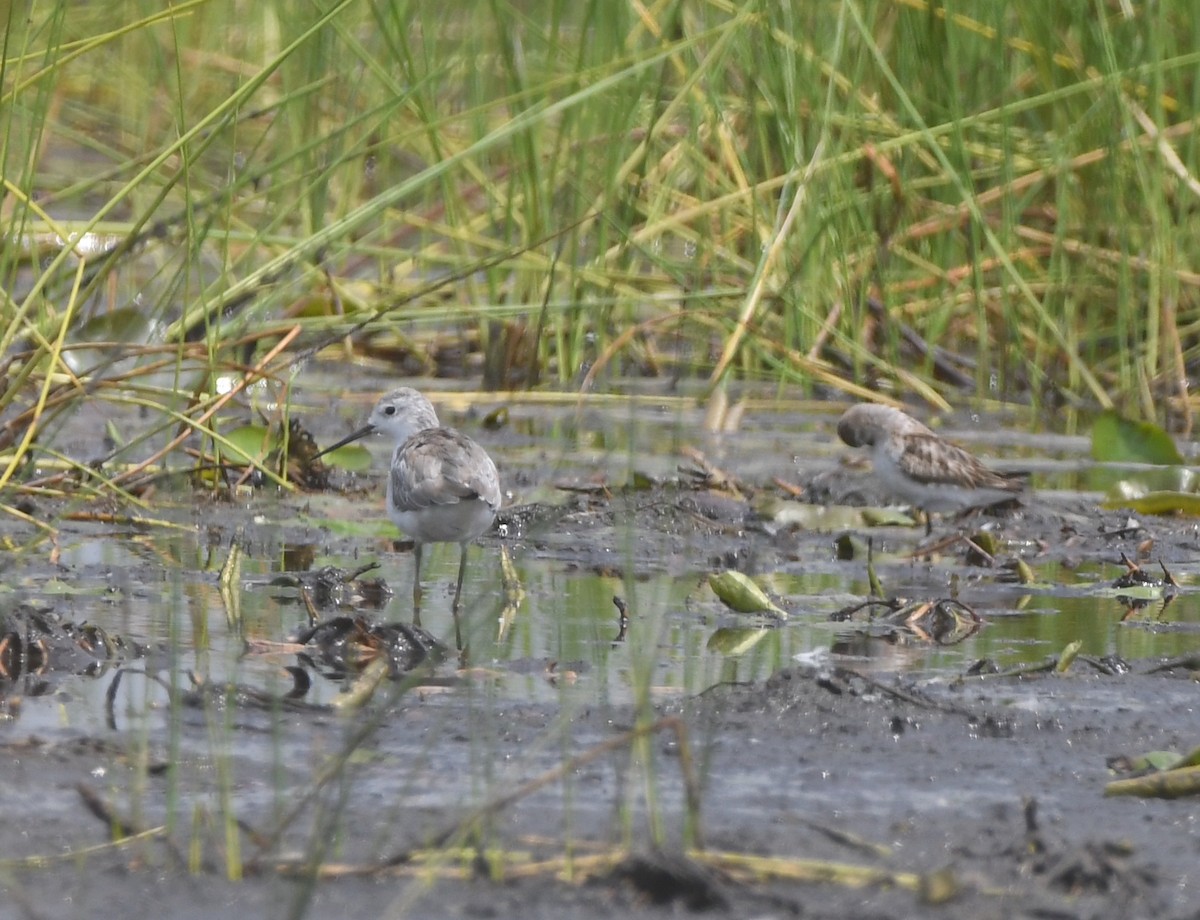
[837,401,1025,516]
[893,432,1021,492]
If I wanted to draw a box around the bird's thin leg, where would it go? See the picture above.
[453,543,469,659]
[452,543,470,616]
[412,542,424,627]
[924,510,933,537]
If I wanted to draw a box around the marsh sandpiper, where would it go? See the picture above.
[318,387,501,620]
[837,403,1024,532]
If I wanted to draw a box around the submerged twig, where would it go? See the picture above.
[76,783,188,869]
[0,825,171,870]
[613,595,629,643]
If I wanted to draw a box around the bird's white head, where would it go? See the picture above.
[366,387,442,446]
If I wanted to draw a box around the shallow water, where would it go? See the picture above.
[8,380,1199,740]
[6,378,1200,920]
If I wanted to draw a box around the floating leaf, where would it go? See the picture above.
[707,571,787,618]
[1091,410,1184,465]
[320,444,373,473]
[221,424,276,465]
[1120,750,1190,773]
[71,305,154,343]
[628,470,656,491]
[1094,582,1168,600]
[309,516,397,539]
[918,867,961,906]
[753,498,872,531]
[1102,490,1200,516]
[37,578,110,597]
[834,533,907,564]
[861,507,917,527]
[1105,765,1200,799]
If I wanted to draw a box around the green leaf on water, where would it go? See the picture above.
[1091,410,1184,465]
[1104,765,1200,798]
[1178,746,1200,769]
[707,571,787,618]
[752,498,875,531]
[861,507,917,527]
[1094,582,1168,600]
[72,305,153,344]
[320,444,373,472]
[628,470,656,491]
[1129,750,1189,772]
[481,405,509,430]
[970,530,1000,557]
[1101,490,1200,516]
[37,578,109,597]
[221,424,275,465]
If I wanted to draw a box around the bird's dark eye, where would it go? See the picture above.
[383,406,396,416]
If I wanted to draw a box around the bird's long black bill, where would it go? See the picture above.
[314,423,375,460]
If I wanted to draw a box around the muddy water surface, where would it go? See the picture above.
[20,383,1199,715]
[3,380,1199,918]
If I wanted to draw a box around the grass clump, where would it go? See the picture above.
[2,0,1199,519]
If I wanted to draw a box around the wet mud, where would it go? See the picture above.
[3,651,1197,919]
[2,403,1199,919]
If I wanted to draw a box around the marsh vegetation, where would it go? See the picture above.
[3,2,1200,917]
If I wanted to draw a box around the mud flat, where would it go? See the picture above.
[2,645,1197,919]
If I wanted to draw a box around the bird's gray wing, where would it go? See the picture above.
[392,429,500,511]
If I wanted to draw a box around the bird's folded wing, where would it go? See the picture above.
[393,431,497,509]
[896,434,1018,490]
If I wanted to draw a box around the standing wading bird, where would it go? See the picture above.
[316,388,501,624]
[836,403,1025,534]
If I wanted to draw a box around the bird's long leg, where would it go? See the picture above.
[452,543,470,615]
[452,543,470,658]
[412,542,424,627]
